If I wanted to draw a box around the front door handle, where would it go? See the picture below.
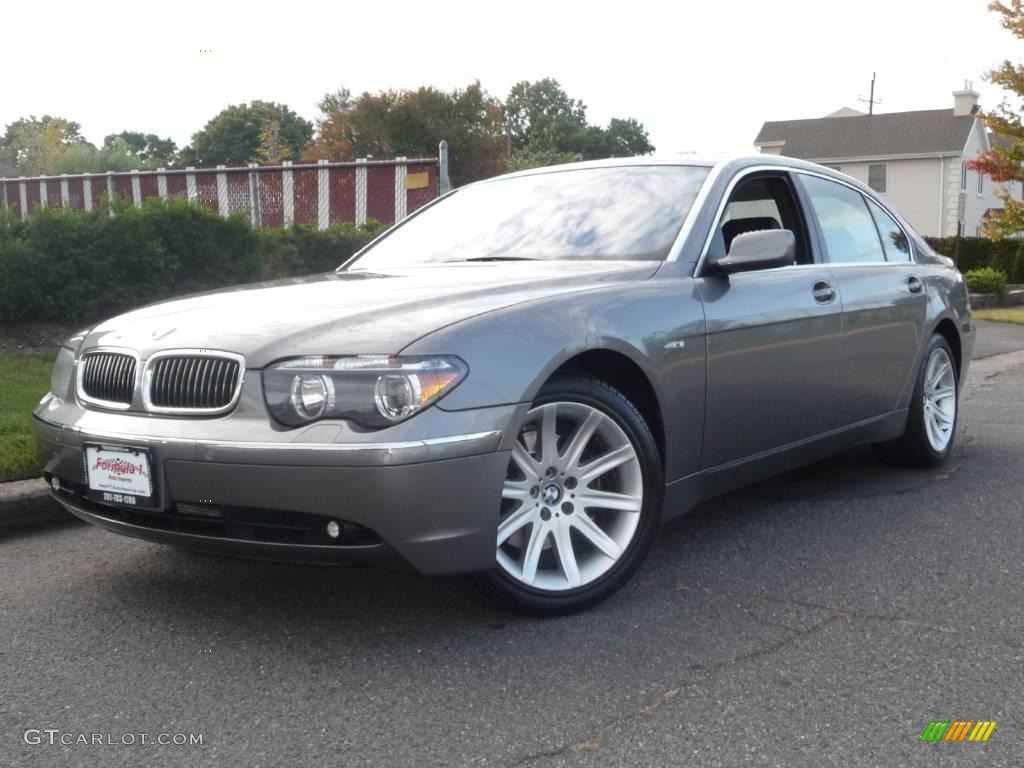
[908,275,924,294]
[812,280,836,303]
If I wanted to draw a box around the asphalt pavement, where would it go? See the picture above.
[2,321,1024,768]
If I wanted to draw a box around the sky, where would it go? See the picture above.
[2,0,1018,158]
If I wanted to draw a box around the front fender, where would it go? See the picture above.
[400,278,708,482]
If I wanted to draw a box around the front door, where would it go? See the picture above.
[696,172,845,469]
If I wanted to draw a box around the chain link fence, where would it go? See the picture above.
[0,146,449,229]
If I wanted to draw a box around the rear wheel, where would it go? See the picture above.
[873,333,959,467]
[478,375,663,616]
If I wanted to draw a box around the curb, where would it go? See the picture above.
[0,478,74,533]
[970,289,1024,309]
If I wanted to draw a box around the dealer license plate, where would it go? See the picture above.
[84,444,153,507]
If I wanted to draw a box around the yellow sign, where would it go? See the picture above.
[405,171,429,190]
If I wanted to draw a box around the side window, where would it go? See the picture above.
[866,198,911,261]
[707,175,810,265]
[800,175,885,264]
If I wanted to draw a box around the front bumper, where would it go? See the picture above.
[33,407,515,575]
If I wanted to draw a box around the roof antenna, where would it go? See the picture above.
[858,72,881,115]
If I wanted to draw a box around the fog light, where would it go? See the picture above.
[51,477,61,492]
[326,520,341,539]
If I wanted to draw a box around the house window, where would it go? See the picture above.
[978,171,984,195]
[961,162,968,191]
[868,164,887,193]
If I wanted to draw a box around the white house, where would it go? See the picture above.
[754,88,1020,237]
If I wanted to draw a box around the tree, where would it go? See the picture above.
[0,115,88,175]
[255,119,290,164]
[503,79,655,168]
[969,1,1024,238]
[304,82,506,185]
[54,137,169,173]
[102,131,177,165]
[507,147,583,172]
[304,88,356,160]
[505,79,588,155]
[596,117,655,158]
[189,101,313,166]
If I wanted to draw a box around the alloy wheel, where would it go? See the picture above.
[922,347,957,452]
[497,401,644,592]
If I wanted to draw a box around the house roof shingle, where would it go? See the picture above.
[754,108,977,160]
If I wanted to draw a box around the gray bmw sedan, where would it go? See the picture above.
[34,155,974,614]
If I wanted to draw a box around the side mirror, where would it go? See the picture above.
[707,229,795,274]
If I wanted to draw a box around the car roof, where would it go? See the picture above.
[475,153,849,185]
[487,155,719,183]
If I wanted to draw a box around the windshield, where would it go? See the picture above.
[346,164,710,269]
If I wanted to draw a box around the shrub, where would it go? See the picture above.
[964,267,1008,295]
[139,197,262,293]
[922,236,1020,273]
[0,239,47,322]
[1,204,173,324]
[990,239,1019,277]
[260,221,384,279]
[957,238,996,272]
[0,201,389,325]
[1014,242,1024,284]
[0,205,25,244]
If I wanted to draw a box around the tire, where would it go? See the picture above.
[477,375,664,616]
[873,333,959,468]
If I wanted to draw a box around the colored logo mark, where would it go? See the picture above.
[921,720,997,742]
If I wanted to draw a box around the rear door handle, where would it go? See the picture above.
[812,280,836,303]
[908,275,923,294]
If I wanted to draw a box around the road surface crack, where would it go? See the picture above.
[505,611,840,766]
[720,589,956,635]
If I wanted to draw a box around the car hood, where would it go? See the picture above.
[83,261,658,367]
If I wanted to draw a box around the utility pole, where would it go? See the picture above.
[859,72,882,115]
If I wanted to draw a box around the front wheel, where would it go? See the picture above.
[873,333,959,467]
[477,375,663,616]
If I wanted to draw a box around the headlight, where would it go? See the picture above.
[50,347,76,398]
[263,355,468,428]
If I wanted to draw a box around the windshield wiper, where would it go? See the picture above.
[444,256,540,263]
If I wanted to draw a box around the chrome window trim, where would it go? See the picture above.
[141,349,247,416]
[75,347,141,412]
[692,164,917,277]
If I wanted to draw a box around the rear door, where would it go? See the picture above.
[695,171,845,469]
[795,174,927,424]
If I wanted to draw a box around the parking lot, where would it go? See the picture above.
[2,322,1023,767]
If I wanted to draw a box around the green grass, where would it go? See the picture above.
[0,348,55,481]
[974,308,1024,326]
